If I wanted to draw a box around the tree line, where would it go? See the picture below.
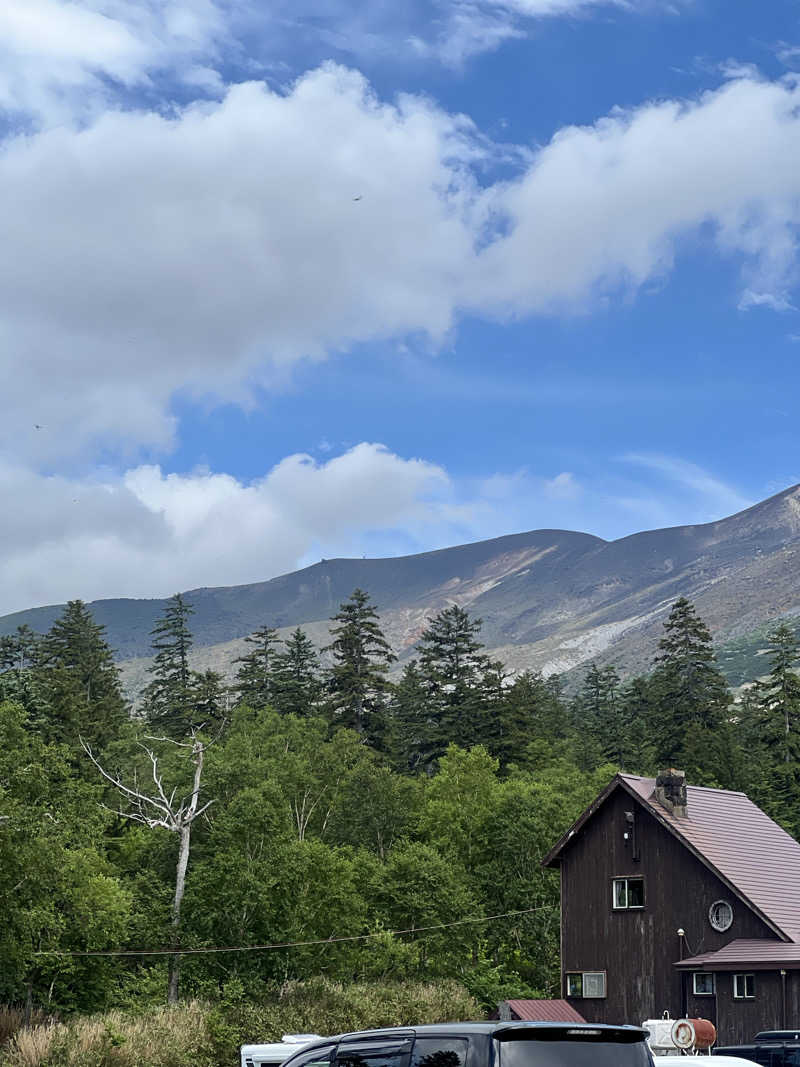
[1,590,799,1019]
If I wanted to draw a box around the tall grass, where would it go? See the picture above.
[0,980,482,1067]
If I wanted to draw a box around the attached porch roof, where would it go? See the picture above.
[676,939,800,971]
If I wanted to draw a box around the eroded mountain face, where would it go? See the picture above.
[4,484,800,697]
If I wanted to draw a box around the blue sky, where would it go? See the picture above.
[1,0,800,613]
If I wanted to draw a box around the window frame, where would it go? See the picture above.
[733,973,756,1000]
[410,1036,470,1067]
[692,972,716,996]
[286,1048,337,1067]
[565,970,607,999]
[612,876,645,910]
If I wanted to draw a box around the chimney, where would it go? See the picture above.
[654,769,687,817]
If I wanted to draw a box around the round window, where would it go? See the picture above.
[709,900,734,932]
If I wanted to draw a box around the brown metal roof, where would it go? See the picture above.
[503,1000,586,1023]
[544,772,800,943]
[676,939,800,970]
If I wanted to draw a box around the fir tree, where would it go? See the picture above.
[650,597,730,767]
[617,676,657,772]
[233,626,281,709]
[0,625,39,671]
[392,660,435,772]
[416,605,502,758]
[495,669,570,769]
[576,663,621,760]
[142,594,195,736]
[324,589,395,738]
[37,600,127,748]
[271,628,323,716]
[753,622,800,764]
[191,668,228,726]
[0,626,45,717]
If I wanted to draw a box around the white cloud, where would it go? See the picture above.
[0,445,455,615]
[620,454,752,518]
[473,74,800,316]
[0,66,485,462]
[738,288,796,312]
[5,68,800,471]
[0,0,227,122]
[410,5,524,67]
[489,0,628,14]
[544,471,582,500]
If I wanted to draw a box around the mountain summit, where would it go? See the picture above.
[3,484,800,689]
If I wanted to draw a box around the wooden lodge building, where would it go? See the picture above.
[543,770,800,1045]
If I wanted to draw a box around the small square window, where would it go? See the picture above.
[612,877,644,909]
[566,971,606,999]
[733,973,755,1000]
[693,972,715,996]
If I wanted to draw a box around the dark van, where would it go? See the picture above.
[279,1022,654,1067]
[714,1041,800,1065]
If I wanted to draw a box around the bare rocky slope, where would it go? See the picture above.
[4,483,800,698]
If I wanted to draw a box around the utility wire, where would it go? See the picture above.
[38,905,554,959]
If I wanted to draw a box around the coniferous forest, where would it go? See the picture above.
[1,591,799,1065]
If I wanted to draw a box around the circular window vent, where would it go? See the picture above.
[709,900,734,932]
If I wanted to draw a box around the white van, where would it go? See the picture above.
[240,1034,322,1067]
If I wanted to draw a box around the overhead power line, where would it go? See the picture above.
[38,905,554,958]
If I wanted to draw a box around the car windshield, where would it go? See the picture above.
[499,1035,652,1067]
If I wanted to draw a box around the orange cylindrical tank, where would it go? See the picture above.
[671,1017,717,1050]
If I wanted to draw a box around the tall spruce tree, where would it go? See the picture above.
[233,626,281,709]
[495,669,569,769]
[753,622,800,764]
[271,627,323,716]
[142,594,195,736]
[651,597,730,767]
[324,589,395,738]
[578,663,624,764]
[37,600,127,749]
[392,660,435,772]
[0,625,44,716]
[415,605,503,758]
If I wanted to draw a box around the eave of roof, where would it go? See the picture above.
[676,939,800,970]
[542,773,796,942]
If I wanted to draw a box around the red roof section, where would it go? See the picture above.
[676,939,800,969]
[504,1000,586,1023]
[544,772,800,943]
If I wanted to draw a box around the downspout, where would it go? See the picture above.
[678,929,688,1018]
[781,969,787,1029]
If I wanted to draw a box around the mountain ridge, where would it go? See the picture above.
[4,483,800,694]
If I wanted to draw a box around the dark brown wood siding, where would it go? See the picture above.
[558,787,777,1042]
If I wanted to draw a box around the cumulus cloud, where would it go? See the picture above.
[474,74,800,315]
[4,68,800,469]
[0,0,227,122]
[0,66,484,462]
[0,445,455,615]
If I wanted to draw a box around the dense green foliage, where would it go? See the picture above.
[2,590,799,1041]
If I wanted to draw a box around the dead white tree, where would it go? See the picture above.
[82,731,214,1004]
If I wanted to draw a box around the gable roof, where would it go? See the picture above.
[543,772,800,943]
[501,1000,586,1023]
